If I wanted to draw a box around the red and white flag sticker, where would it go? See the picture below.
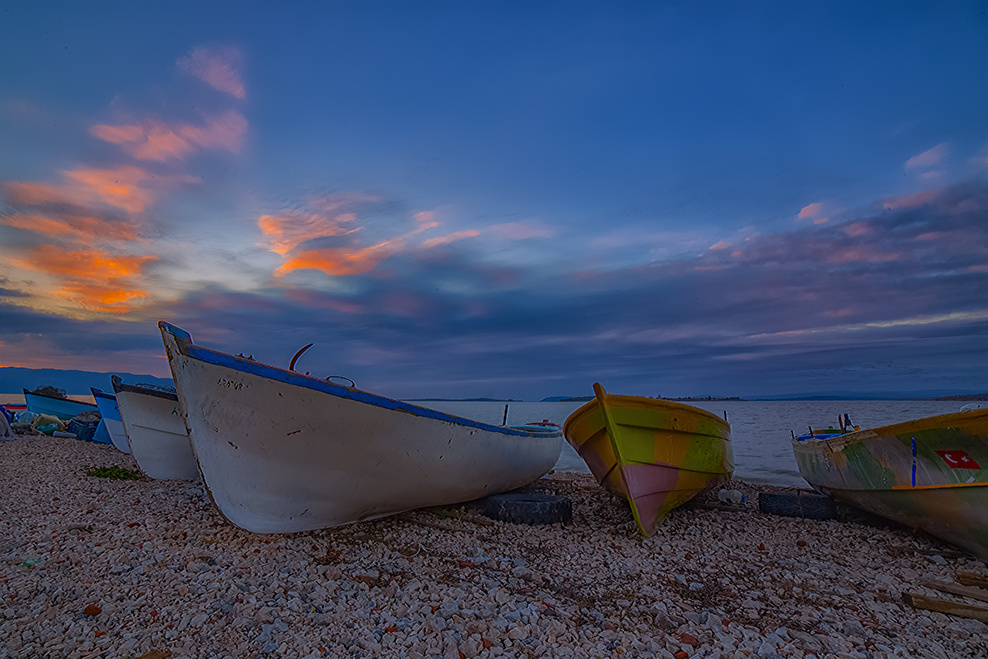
[935,450,981,469]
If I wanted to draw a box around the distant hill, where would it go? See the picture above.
[541,396,594,402]
[930,393,988,401]
[0,367,173,395]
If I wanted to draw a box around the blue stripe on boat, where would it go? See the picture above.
[160,321,539,437]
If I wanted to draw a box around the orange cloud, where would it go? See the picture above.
[274,244,394,277]
[91,111,247,161]
[3,166,153,213]
[1,213,138,244]
[258,212,360,255]
[8,246,158,312]
[177,46,246,99]
[65,167,153,212]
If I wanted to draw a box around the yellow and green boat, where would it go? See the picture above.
[793,406,988,561]
[563,383,734,535]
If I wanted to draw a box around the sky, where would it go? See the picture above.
[1,1,987,400]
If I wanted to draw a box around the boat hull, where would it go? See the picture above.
[159,322,563,533]
[793,408,988,561]
[564,384,734,535]
[91,388,130,453]
[23,390,98,421]
[112,378,198,480]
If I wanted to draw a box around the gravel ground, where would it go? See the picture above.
[2,435,987,659]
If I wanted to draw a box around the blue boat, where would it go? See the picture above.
[23,388,98,421]
[91,387,131,453]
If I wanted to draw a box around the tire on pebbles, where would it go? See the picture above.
[0,435,985,659]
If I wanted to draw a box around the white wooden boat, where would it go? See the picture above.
[111,376,198,480]
[91,387,131,453]
[159,321,563,533]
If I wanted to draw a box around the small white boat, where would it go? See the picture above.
[111,376,198,480]
[91,387,131,453]
[159,321,563,533]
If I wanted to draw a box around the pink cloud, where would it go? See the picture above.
[91,111,247,161]
[844,222,872,238]
[177,46,245,99]
[421,230,481,248]
[881,188,942,210]
[708,240,731,251]
[826,247,903,264]
[413,211,439,232]
[797,202,824,219]
[904,143,947,170]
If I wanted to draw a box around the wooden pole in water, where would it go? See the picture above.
[502,404,509,426]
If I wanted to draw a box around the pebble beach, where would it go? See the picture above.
[2,435,987,659]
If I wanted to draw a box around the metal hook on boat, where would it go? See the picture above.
[289,343,314,371]
[326,375,355,388]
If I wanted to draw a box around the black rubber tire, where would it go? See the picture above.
[758,491,836,520]
[482,492,572,525]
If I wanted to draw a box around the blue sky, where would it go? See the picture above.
[1,1,986,399]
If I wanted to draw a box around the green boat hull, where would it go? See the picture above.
[793,407,988,562]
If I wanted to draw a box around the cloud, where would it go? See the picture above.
[905,143,947,170]
[421,230,481,248]
[881,187,942,210]
[274,242,398,277]
[177,46,246,99]
[90,111,247,161]
[259,212,360,255]
[3,166,154,213]
[797,202,823,219]
[8,246,157,312]
[1,213,139,245]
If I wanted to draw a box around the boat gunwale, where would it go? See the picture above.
[90,387,117,402]
[562,392,732,440]
[22,388,98,409]
[111,376,179,402]
[159,321,555,438]
[792,407,988,453]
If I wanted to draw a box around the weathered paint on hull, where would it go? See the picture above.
[563,383,734,535]
[91,388,131,453]
[159,322,563,534]
[23,390,98,421]
[112,379,198,480]
[793,407,988,561]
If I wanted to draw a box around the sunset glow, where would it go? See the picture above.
[1,3,985,399]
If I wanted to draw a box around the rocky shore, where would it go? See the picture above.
[2,435,986,658]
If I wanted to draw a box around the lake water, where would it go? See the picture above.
[416,399,969,487]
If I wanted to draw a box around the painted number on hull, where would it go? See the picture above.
[935,450,981,469]
[218,378,245,391]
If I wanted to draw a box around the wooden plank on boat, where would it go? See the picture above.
[955,570,988,589]
[921,580,988,604]
[902,592,988,622]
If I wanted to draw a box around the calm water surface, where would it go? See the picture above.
[416,399,969,487]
